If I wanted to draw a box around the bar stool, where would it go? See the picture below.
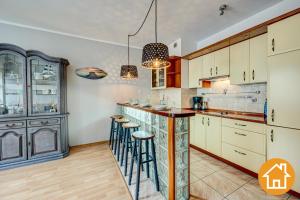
[128,131,159,200]
[114,118,130,160]
[109,115,123,150]
[120,122,140,176]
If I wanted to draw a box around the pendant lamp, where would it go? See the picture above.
[120,35,138,79]
[141,0,170,69]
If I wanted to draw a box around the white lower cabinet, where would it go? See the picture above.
[222,143,266,173]
[267,126,300,193]
[206,116,222,156]
[190,114,206,150]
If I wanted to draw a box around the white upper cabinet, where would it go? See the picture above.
[250,34,267,83]
[203,53,215,79]
[268,13,300,56]
[267,50,300,130]
[188,56,203,88]
[214,47,230,77]
[230,40,250,85]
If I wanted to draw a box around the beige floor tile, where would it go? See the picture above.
[191,153,205,163]
[190,172,201,184]
[191,180,223,200]
[200,156,228,171]
[244,179,290,199]
[191,160,215,179]
[217,166,253,186]
[203,172,240,197]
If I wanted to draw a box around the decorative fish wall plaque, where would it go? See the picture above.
[75,67,107,80]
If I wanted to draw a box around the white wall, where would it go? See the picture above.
[197,0,300,49]
[0,23,151,146]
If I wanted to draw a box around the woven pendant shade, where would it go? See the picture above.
[120,65,138,79]
[141,43,170,69]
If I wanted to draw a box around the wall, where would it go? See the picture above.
[197,0,300,49]
[0,23,151,146]
[197,80,266,113]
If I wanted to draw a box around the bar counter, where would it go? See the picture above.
[118,103,195,200]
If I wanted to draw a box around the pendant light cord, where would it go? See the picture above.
[127,0,156,66]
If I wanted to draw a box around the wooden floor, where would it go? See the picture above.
[0,142,132,200]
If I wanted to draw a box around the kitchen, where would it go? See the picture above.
[0,0,299,200]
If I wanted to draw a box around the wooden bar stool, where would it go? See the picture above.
[120,122,140,176]
[109,115,123,150]
[114,118,130,160]
[128,131,160,200]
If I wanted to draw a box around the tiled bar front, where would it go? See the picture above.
[119,105,190,200]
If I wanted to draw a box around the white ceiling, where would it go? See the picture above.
[0,0,282,48]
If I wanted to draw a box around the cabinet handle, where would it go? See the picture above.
[28,141,31,146]
[207,118,210,126]
[215,66,218,75]
[271,109,275,122]
[234,123,246,127]
[202,117,204,125]
[252,70,255,80]
[234,150,247,156]
[6,123,16,128]
[272,38,275,52]
[243,71,246,81]
[270,129,274,142]
[234,132,247,136]
[210,68,213,76]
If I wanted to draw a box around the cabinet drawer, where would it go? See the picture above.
[222,118,265,134]
[0,120,26,130]
[27,118,60,127]
[222,126,266,155]
[222,143,266,173]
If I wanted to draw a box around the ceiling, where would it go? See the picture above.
[0,0,282,48]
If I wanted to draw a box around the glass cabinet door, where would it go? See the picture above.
[152,69,158,88]
[0,51,26,117]
[158,68,166,87]
[28,57,60,115]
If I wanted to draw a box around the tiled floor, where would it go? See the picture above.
[190,148,299,200]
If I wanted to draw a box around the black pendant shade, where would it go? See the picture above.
[142,43,170,69]
[120,65,138,79]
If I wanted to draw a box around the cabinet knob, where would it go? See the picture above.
[243,71,246,81]
[252,70,255,81]
[207,118,210,126]
[210,68,213,76]
[215,66,218,75]
[272,38,275,52]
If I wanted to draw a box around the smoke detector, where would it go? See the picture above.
[219,4,228,16]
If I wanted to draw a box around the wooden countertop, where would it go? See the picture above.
[117,103,195,118]
[187,108,266,124]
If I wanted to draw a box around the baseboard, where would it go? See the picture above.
[71,140,109,148]
[190,145,300,198]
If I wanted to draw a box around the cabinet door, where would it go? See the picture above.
[195,114,206,149]
[28,125,61,159]
[268,13,300,56]
[190,117,196,146]
[188,56,203,88]
[0,128,27,164]
[203,53,214,79]
[267,126,300,193]
[28,56,60,115]
[267,50,300,129]
[214,47,229,77]
[230,40,250,84]
[206,116,221,156]
[0,50,27,117]
[250,34,267,83]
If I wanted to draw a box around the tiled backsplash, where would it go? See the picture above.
[197,79,266,113]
